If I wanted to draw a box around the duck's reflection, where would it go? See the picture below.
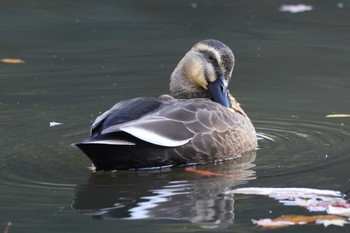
[73,151,256,228]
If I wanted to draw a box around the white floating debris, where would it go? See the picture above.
[231,187,342,197]
[337,2,344,8]
[191,2,198,8]
[50,122,63,127]
[316,218,349,227]
[237,187,350,229]
[279,4,313,13]
[232,187,349,213]
[327,205,350,217]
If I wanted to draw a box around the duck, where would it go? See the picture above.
[76,39,257,170]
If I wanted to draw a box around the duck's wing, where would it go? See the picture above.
[91,97,237,147]
[91,97,163,133]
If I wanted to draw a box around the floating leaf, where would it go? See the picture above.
[232,187,350,212]
[326,114,350,118]
[184,167,233,177]
[252,218,294,229]
[233,187,350,228]
[0,58,25,64]
[253,215,347,229]
[231,187,342,197]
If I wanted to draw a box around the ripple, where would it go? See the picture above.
[0,132,89,193]
[2,115,349,199]
[255,117,350,178]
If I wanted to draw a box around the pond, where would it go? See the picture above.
[1,0,349,232]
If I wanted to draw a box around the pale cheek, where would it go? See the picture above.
[206,65,217,83]
[185,60,208,90]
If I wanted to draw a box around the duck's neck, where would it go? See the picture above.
[170,70,210,99]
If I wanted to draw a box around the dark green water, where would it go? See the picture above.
[1,1,350,232]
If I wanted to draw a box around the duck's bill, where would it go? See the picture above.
[208,75,232,108]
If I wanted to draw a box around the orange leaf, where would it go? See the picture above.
[253,215,346,229]
[184,167,233,177]
[0,58,25,64]
[275,214,344,223]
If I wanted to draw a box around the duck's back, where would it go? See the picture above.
[76,96,257,170]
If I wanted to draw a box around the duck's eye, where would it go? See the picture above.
[208,54,215,62]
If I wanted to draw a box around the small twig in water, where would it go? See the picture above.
[3,222,11,233]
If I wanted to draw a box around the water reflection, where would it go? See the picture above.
[73,151,256,228]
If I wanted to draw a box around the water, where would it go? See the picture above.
[1,0,350,232]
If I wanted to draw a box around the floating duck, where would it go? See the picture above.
[76,39,257,170]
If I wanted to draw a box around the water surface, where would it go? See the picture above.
[1,0,350,232]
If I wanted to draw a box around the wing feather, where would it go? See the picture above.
[91,97,239,147]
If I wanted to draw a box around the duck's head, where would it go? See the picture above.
[170,39,235,108]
